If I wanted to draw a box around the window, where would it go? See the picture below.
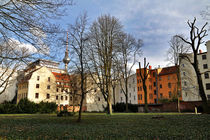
[133,87,135,92]
[149,94,153,99]
[140,86,142,91]
[153,82,156,87]
[183,72,186,76]
[168,83,171,88]
[94,89,97,92]
[121,89,123,93]
[168,76,170,80]
[61,89,64,92]
[134,96,136,100]
[138,94,140,100]
[207,95,210,100]
[154,99,157,104]
[61,96,63,100]
[36,84,39,88]
[138,87,140,91]
[129,93,131,97]
[140,94,142,100]
[185,92,188,97]
[169,91,172,98]
[46,94,50,99]
[154,90,156,95]
[206,83,210,90]
[160,84,162,88]
[70,96,73,101]
[129,84,131,88]
[35,93,39,98]
[160,93,163,99]
[56,88,59,92]
[56,96,58,100]
[133,78,135,83]
[159,77,162,81]
[184,81,187,86]
[65,96,68,100]
[98,97,100,101]
[37,76,40,81]
[121,97,123,102]
[47,85,50,89]
[137,80,139,83]
[203,64,208,69]
[48,77,50,82]
[205,73,209,79]
[202,55,207,60]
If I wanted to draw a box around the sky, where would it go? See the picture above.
[55,0,210,70]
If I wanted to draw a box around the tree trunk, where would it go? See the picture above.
[125,95,128,112]
[143,82,148,113]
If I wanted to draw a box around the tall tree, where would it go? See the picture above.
[87,15,123,115]
[138,58,149,113]
[0,0,72,95]
[68,13,89,122]
[167,35,190,112]
[117,33,142,112]
[177,18,209,112]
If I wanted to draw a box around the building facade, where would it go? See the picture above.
[179,40,210,101]
[115,74,138,105]
[136,65,181,105]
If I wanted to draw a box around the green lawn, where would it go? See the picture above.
[0,113,209,140]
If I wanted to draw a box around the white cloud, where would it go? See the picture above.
[8,38,37,54]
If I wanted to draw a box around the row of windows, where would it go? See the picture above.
[37,76,51,82]
[138,91,172,100]
[35,93,69,101]
[36,84,51,89]
[137,83,171,91]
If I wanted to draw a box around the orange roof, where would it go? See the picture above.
[158,66,178,76]
[52,72,71,82]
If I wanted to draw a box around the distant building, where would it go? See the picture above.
[0,69,17,103]
[179,40,210,101]
[136,65,181,104]
[115,74,138,104]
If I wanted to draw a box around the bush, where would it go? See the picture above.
[17,98,38,113]
[113,103,138,112]
[38,101,57,113]
[0,101,17,114]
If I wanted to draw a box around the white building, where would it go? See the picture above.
[180,40,210,101]
[115,74,138,104]
[0,69,17,103]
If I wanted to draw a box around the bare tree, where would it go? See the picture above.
[138,58,149,113]
[167,35,191,112]
[68,13,89,122]
[117,33,142,112]
[87,15,123,115]
[177,18,209,112]
[0,0,72,95]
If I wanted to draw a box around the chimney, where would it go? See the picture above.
[199,49,202,53]
[149,65,152,69]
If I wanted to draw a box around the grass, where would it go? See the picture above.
[0,113,209,140]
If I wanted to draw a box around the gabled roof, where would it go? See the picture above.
[52,72,71,82]
[158,65,178,76]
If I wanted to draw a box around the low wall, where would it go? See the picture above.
[138,101,203,112]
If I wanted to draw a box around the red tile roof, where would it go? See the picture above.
[52,72,71,82]
[158,66,178,76]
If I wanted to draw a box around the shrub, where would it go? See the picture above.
[38,101,57,113]
[113,103,138,112]
[0,101,17,114]
[17,98,38,113]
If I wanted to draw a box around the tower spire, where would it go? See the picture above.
[63,31,70,72]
